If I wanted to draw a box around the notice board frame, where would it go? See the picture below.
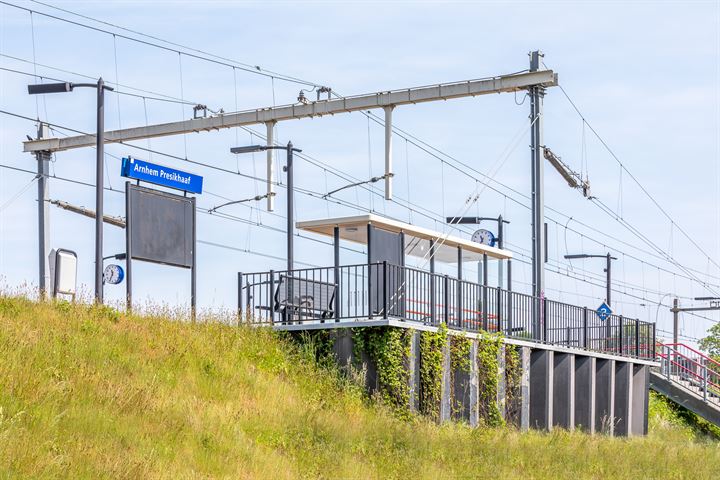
[125,181,196,317]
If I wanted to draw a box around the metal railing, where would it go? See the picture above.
[238,262,656,359]
[657,343,720,405]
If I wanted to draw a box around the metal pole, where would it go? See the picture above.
[457,246,463,328]
[672,297,679,376]
[36,123,51,298]
[529,51,545,337]
[483,253,489,332]
[286,142,294,272]
[237,271,244,324]
[429,239,435,325]
[95,77,105,303]
[125,182,132,313]
[334,226,340,322]
[384,106,393,200]
[672,298,679,346]
[606,253,612,307]
[266,121,275,212]
[497,215,504,289]
[191,195,197,322]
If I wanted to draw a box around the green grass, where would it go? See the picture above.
[1,296,719,479]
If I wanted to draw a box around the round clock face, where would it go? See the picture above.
[471,229,496,247]
[103,264,125,285]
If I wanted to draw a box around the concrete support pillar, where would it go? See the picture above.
[595,359,616,435]
[440,337,452,423]
[497,343,507,422]
[530,349,554,430]
[469,339,480,427]
[407,331,421,413]
[552,353,575,430]
[631,365,649,436]
[520,346,531,431]
[574,356,596,433]
[451,342,472,422]
[614,361,633,436]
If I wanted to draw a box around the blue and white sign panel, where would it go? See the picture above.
[596,302,612,321]
[121,157,203,194]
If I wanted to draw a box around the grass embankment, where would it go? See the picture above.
[1,296,718,479]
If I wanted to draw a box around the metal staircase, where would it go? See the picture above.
[650,343,720,427]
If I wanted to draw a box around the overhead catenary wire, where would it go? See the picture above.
[2,1,319,87]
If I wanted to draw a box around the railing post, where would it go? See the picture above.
[237,272,244,325]
[703,365,708,402]
[618,315,624,356]
[635,319,640,358]
[368,263,373,319]
[430,272,436,325]
[495,288,501,333]
[506,289,513,336]
[457,280,463,330]
[542,297,548,342]
[382,261,388,319]
[665,346,671,381]
[443,274,449,326]
[482,254,489,332]
[334,226,341,323]
[268,270,275,324]
[582,307,588,349]
[652,324,657,360]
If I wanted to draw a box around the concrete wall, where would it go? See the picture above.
[574,356,596,433]
[328,327,651,436]
[530,350,553,430]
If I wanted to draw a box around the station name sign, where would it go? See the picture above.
[121,157,203,194]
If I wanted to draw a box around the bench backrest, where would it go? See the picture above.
[274,275,336,317]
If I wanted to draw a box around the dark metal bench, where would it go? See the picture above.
[273,274,336,324]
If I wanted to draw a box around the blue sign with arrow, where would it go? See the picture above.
[121,157,203,194]
[596,302,612,321]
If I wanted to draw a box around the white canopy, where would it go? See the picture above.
[296,214,512,263]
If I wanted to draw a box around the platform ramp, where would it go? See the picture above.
[650,343,720,427]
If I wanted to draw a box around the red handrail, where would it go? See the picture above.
[662,342,720,369]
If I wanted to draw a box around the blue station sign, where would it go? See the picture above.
[596,302,612,322]
[121,157,203,194]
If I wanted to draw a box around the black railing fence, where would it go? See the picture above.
[239,262,656,360]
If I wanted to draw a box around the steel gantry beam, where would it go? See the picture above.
[23,70,556,154]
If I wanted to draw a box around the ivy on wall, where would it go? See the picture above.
[504,344,522,425]
[353,327,412,418]
[449,333,472,418]
[418,323,447,421]
[477,333,504,427]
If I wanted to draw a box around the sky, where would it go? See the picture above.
[1,0,719,345]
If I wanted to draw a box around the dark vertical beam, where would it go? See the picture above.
[367,223,373,316]
[237,271,244,324]
[457,246,462,328]
[125,181,132,313]
[430,239,436,324]
[482,253,489,331]
[286,143,294,272]
[36,123,51,298]
[94,78,105,303]
[190,195,197,322]
[529,50,545,339]
[334,226,341,322]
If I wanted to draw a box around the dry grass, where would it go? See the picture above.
[0,295,718,479]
